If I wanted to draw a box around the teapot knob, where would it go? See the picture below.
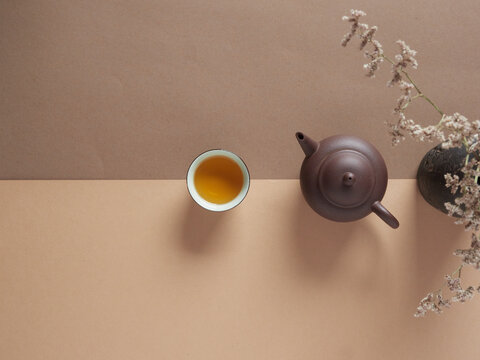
[342,172,356,187]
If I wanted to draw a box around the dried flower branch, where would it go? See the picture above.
[341,9,480,317]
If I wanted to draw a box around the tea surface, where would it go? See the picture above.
[194,156,244,204]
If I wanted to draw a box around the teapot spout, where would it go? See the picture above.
[296,132,318,158]
[371,201,400,229]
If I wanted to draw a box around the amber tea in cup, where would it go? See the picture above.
[187,150,250,211]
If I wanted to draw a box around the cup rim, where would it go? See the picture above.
[186,149,250,211]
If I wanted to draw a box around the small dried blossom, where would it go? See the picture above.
[437,293,451,309]
[394,81,414,113]
[454,233,480,269]
[445,173,461,194]
[406,124,443,143]
[386,112,416,146]
[342,10,384,78]
[414,292,451,317]
[390,80,444,143]
[387,71,403,88]
[359,25,377,50]
[441,113,480,150]
[388,115,443,146]
[395,40,418,69]
[452,286,475,303]
[445,158,480,230]
[363,39,384,77]
[414,293,435,317]
[414,274,478,316]
[445,275,462,291]
[387,40,418,87]
[386,121,405,146]
[341,10,367,47]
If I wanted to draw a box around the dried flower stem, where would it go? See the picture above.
[434,264,464,295]
[410,89,444,117]
[380,51,445,117]
[341,9,480,317]
[465,153,471,167]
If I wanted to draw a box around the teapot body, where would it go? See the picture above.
[296,132,398,228]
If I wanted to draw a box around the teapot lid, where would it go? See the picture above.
[318,150,375,208]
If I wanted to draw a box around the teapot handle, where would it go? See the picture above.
[371,201,399,229]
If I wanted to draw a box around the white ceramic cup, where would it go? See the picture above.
[186,149,250,211]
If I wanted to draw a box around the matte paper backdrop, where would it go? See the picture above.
[1,0,479,179]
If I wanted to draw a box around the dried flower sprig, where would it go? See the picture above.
[341,9,368,47]
[341,9,480,317]
[413,268,480,317]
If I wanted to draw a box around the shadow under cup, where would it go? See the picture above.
[187,150,250,211]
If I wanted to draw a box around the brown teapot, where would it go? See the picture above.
[296,132,399,229]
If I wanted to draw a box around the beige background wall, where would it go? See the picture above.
[1,0,479,179]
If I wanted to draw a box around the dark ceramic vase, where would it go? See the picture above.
[416,143,467,215]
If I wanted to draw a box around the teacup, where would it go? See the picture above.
[186,149,250,211]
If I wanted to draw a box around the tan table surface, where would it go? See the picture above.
[1,180,479,359]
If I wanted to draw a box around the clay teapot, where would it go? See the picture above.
[296,132,399,229]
